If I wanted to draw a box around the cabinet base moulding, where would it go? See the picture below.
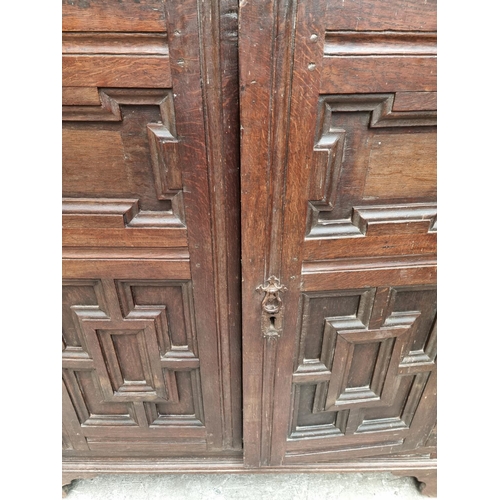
[63,456,437,497]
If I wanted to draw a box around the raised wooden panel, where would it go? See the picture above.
[393,92,437,112]
[63,55,172,88]
[62,0,168,33]
[303,234,437,262]
[321,57,436,94]
[63,32,169,55]
[62,86,101,105]
[62,251,191,281]
[324,0,437,31]
[239,0,437,479]
[62,88,186,248]
[286,283,436,460]
[62,278,206,454]
[363,134,436,198]
[307,94,436,239]
[321,32,436,94]
[63,0,243,468]
[62,29,172,88]
[301,256,437,291]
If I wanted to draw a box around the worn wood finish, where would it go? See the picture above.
[63,0,437,496]
[63,455,437,494]
[393,92,437,112]
[324,0,437,31]
[239,0,307,467]
[62,0,242,468]
[62,0,168,32]
[62,55,172,88]
[320,57,436,93]
[393,468,437,497]
[239,0,437,493]
[197,0,242,450]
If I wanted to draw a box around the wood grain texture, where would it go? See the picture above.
[197,0,242,451]
[62,88,185,255]
[239,0,310,467]
[301,259,436,291]
[62,0,438,484]
[62,0,167,32]
[307,94,436,239]
[62,278,206,455]
[62,228,187,249]
[363,134,437,198]
[304,233,437,261]
[63,257,190,280]
[393,92,437,111]
[62,247,189,260]
[285,280,436,461]
[320,56,436,93]
[324,32,436,56]
[62,29,171,88]
[268,0,331,467]
[324,0,437,31]
[62,86,100,105]
[62,0,242,465]
[240,0,437,471]
[63,32,169,55]
[63,55,172,88]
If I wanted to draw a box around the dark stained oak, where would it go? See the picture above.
[320,56,436,93]
[62,55,172,88]
[324,0,437,31]
[62,0,242,481]
[393,92,437,112]
[239,0,436,494]
[62,86,101,105]
[62,0,168,32]
[63,0,437,497]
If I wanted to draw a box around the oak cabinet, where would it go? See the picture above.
[63,0,436,496]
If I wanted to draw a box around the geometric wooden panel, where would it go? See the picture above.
[63,0,243,467]
[63,89,184,227]
[357,372,431,434]
[78,316,170,403]
[62,278,205,453]
[289,372,430,439]
[306,94,437,239]
[322,313,417,411]
[289,285,436,451]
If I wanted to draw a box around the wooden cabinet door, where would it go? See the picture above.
[240,0,437,467]
[62,0,241,457]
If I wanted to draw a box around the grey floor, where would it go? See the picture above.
[64,472,432,499]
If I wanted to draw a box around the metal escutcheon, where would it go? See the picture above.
[256,276,287,338]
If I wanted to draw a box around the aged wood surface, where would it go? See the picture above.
[62,0,242,474]
[62,0,168,32]
[324,0,437,31]
[239,0,436,493]
[63,0,437,496]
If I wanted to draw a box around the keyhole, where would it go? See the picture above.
[263,314,280,338]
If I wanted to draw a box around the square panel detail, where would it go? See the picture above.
[306,94,437,239]
[62,279,204,430]
[77,305,170,402]
[324,316,416,410]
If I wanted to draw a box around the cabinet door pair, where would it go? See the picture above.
[63,0,436,477]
